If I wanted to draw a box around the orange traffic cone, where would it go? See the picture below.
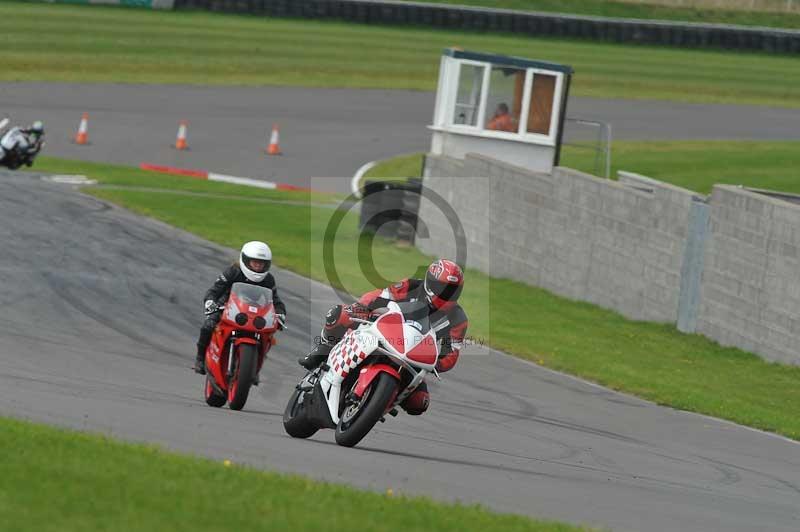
[74,113,89,145]
[173,120,189,150]
[265,124,282,155]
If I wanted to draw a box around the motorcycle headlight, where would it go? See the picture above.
[226,300,241,321]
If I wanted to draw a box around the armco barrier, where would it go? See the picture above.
[174,0,800,54]
[37,0,174,8]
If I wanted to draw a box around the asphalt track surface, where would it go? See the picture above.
[1,171,799,532]
[3,82,800,192]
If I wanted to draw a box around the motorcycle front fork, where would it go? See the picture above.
[226,341,236,379]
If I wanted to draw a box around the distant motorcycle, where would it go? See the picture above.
[203,282,281,410]
[283,300,440,447]
[0,120,44,170]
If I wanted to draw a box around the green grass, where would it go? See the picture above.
[562,140,800,194]
[364,153,425,180]
[0,416,589,532]
[53,153,800,441]
[363,140,800,196]
[2,2,800,107]
[359,152,424,188]
[403,0,800,29]
[33,156,340,204]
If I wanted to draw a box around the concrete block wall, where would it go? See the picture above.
[421,153,800,365]
[418,158,494,280]
[419,154,698,323]
[697,185,800,364]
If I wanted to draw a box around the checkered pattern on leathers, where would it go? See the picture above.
[328,329,368,378]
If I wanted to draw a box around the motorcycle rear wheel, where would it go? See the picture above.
[282,386,319,439]
[228,344,257,411]
[335,372,398,448]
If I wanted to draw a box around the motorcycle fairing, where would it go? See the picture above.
[204,282,276,396]
[321,327,380,424]
[327,328,379,379]
[374,304,438,370]
[404,331,438,366]
[375,311,405,353]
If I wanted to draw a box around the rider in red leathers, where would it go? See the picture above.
[298,259,468,416]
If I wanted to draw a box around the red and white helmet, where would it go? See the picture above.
[423,259,464,311]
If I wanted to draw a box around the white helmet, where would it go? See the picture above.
[239,241,272,283]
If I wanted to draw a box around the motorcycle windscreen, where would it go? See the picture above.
[394,300,431,334]
[230,282,273,307]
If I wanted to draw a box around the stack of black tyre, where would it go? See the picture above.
[359,179,422,243]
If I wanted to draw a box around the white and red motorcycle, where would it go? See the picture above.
[283,301,439,447]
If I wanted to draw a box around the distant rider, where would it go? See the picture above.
[298,259,468,416]
[194,241,287,374]
[0,121,44,169]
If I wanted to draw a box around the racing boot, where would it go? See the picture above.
[193,344,206,375]
[298,342,333,371]
[399,382,430,416]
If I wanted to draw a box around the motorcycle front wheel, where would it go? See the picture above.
[282,386,319,439]
[334,372,398,448]
[228,344,257,411]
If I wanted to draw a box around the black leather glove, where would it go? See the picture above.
[204,300,220,315]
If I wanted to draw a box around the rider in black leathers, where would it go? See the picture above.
[194,241,286,374]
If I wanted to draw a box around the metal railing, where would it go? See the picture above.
[174,0,800,54]
[562,118,612,179]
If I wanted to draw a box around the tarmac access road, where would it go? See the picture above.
[3,82,799,192]
[0,171,798,532]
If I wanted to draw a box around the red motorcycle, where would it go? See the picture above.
[203,282,280,410]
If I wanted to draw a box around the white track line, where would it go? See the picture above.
[208,172,278,190]
[351,160,377,198]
